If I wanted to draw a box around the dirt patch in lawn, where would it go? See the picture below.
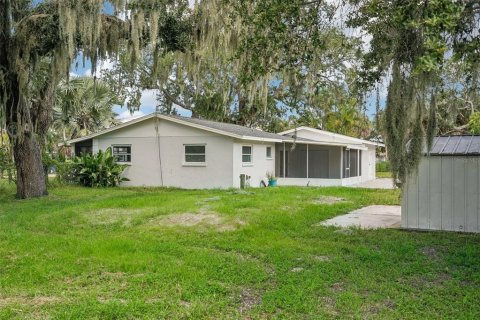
[238,288,262,314]
[85,208,149,226]
[0,296,62,307]
[312,196,346,205]
[148,212,245,232]
[420,246,441,261]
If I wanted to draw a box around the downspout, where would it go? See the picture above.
[283,142,286,178]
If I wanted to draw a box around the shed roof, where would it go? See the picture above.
[427,135,480,156]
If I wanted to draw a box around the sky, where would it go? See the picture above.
[68,0,385,123]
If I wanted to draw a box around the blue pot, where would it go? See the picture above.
[268,179,277,187]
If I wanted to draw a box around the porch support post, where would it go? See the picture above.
[357,149,360,178]
[283,142,286,178]
[340,147,343,179]
[306,144,309,178]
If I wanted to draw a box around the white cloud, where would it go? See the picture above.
[117,110,145,122]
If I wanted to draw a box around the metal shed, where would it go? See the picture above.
[402,135,480,233]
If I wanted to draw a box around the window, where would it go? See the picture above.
[242,146,252,163]
[113,145,131,162]
[266,146,272,159]
[185,145,206,163]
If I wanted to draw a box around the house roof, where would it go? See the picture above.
[426,135,480,156]
[165,115,288,141]
[279,126,384,147]
[66,113,374,150]
[67,113,288,144]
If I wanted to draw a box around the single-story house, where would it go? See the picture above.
[67,113,383,189]
[402,135,480,233]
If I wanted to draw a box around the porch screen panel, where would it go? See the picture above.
[287,149,307,178]
[279,151,289,177]
[308,150,329,178]
[349,150,358,177]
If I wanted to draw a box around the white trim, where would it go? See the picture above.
[242,145,253,164]
[279,126,384,147]
[183,144,207,166]
[112,144,132,163]
[67,113,284,145]
[266,146,273,159]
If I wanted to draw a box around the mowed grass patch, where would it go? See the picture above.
[0,181,480,319]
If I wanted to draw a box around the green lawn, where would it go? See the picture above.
[0,182,479,319]
[376,171,393,178]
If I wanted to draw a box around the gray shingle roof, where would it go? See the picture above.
[166,115,287,140]
[427,136,480,155]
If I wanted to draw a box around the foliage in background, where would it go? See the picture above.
[103,0,370,136]
[71,148,128,187]
[0,133,15,182]
[54,77,121,142]
[347,0,480,186]
[376,161,391,173]
[468,112,480,135]
[0,0,190,198]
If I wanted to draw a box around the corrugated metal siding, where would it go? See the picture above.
[402,156,480,233]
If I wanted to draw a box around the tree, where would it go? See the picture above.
[54,77,121,143]
[103,0,367,133]
[347,0,480,186]
[0,0,189,198]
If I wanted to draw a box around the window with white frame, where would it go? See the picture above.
[184,145,206,163]
[242,146,252,163]
[266,146,272,159]
[112,145,132,162]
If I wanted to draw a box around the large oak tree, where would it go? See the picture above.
[0,0,189,198]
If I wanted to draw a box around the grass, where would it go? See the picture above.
[0,181,480,319]
[376,171,393,178]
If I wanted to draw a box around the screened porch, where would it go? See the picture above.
[275,142,364,186]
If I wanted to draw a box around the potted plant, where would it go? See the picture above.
[266,171,277,187]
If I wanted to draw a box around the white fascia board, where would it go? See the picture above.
[66,114,157,145]
[279,126,383,147]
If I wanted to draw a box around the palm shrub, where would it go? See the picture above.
[71,148,129,187]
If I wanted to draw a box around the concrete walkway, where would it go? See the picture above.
[350,178,395,189]
[319,205,401,229]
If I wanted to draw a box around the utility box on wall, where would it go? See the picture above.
[402,136,480,233]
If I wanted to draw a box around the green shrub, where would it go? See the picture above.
[376,161,391,172]
[55,161,75,185]
[71,148,129,187]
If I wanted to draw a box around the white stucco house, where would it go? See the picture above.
[67,113,382,189]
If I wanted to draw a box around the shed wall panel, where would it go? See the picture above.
[404,155,480,233]
[465,158,479,232]
[440,158,453,231]
[418,159,430,229]
[406,168,419,228]
[428,157,442,230]
[452,158,466,231]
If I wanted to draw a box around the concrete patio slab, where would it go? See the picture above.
[350,178,395,189]
[319,205,401,229]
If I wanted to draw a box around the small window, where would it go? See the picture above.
[113,145,131,162]
[242,146,252,163]
[185,145,206,163]
[266,146,272,159]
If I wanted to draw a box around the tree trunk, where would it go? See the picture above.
[12,134,48,199]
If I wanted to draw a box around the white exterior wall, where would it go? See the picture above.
[95,118,234,188]
[232,141,276,188]
[402,156,480,233]
[362,146,377,181]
